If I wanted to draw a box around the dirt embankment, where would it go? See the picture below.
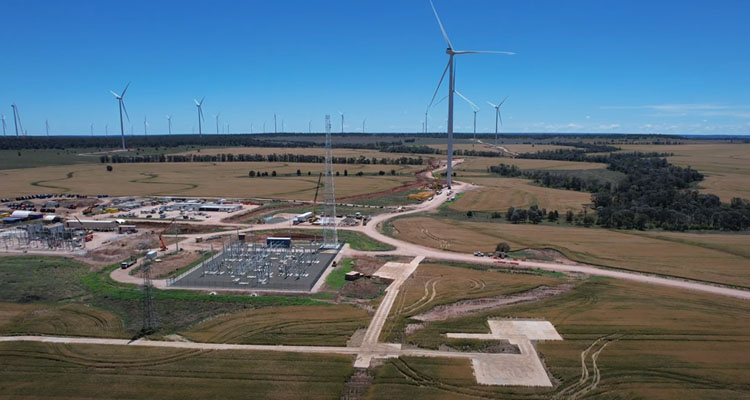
[220,203,292,224]
[128,221,227,234]
[412,284,574,322]
[133,250,203,279]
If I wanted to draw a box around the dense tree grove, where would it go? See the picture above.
[99,153,425,165]
[492,152,750,231]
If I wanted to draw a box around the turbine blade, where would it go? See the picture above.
[199,97,205,105]
[499,111,503,126]
[487,101,497,108]
[121,82,131,96]
[427,59,451,111]
[110,90,121,99]
[455,90,479,110]
[194,98,200,106]
[429,0,453,49]
[435,95,449,106]
[499,96,508,107]
[453,50,515,55]
[121,100,130,122]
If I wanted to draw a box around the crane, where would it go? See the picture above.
[310,172,323,222]
[159,218,176,251]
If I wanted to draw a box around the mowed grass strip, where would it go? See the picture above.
[0,161,421,199]
[0,342,354,400]
[376,278,750,399]
[390,217,750,287]
[450,176,591,212]
[181,304,369,346]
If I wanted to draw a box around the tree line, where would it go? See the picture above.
[99,153,426,165]
[490,152,750,231]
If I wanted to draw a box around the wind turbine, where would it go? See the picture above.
[362,118,367,134]
[308,120,312,134]
[214,112,220,134]
[274,113,277,133]
[487,97,508,146]
[166,115,172,134]
[428,0,514,188]
[110,82,131,150]
[338,111,344,133]
[11,103,24,137]
[105,124,108,136]
[194,97,205,136]
[45,119,50,136]
[144,115,149,136]
[90,123,94,136]
[1,114,6,136]
[455,90,479,139]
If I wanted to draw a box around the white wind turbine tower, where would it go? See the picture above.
[90,123,94,136]
[428,0,514,188]
[194,97,205,136]
[144,116,149,136]
[45,119,50,137]
[362,118,367,133]
[105,124,108,136]
[338,111,344,133]
[166,115,172,134]
[274,113,277,133]
[1,114,6,136]
[214,113,220,134]
[455,90,479,139]
[110,82,131,150]
[487,97,508,146]
[309,120,312,134]
[11,103,24,137]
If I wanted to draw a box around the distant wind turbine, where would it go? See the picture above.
[110,82,131,150]
[45,119,49,136]
[309,120,312,134]
[194,97,205,136]
[90,123,94,136]
[487,97,508,146]
[1,114,6,136]
[274,113,277,134]
[105,124,108,136]
[455,90,479,139]
[11,103,24,137]
[362,118,367,134]
[166,115,172,134]
[428,0,514,187]
[214,112,220,134]
[339,111,344,133]
[144,115,149,136]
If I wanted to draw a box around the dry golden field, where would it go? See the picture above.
[390,217,750,287]
[182,305,369,346]
[381,263,564,342]
[457,156,608,171]
[173,146,406,159]
[372,276,750,399]
[0,162,420,199]
[619,143,750,201]
[450,177,592,212]
[427,143,572,154]
[0,342,355,400]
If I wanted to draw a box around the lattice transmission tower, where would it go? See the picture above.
[321,115,338,249]
[140,262,159,334]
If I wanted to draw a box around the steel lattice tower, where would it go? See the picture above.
[322,115,338,249]
[141,262,159,333]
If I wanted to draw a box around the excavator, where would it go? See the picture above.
[159,218,176,251]
[309,172,323,223]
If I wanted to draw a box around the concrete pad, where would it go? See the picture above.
[488,320,563,341]
[472,353,552,387]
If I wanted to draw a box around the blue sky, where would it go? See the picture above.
[2,0,749,136]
